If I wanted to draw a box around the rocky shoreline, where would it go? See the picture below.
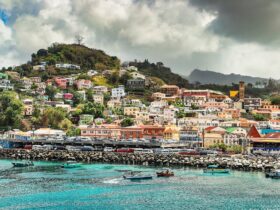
[0,149,278,172]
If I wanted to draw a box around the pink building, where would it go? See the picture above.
[54,77,67,89]
[63,93,74,100]
[80,124,121,139]
[75,79,92,90]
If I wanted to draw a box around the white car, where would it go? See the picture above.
[32,145,43,150]
[66,145,80,151]
[104,147,114,152]
[42,145,53,150]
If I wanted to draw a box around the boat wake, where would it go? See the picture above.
[103,178,121,184]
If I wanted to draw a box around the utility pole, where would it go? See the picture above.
[75,35,84,45]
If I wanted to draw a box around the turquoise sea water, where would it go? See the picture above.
[0,160,280,210]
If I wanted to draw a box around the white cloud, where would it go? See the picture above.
[0,0,279,79]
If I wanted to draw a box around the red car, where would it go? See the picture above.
[115,148,134,153]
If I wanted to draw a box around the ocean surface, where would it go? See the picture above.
[0,159,280,210]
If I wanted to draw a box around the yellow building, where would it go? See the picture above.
[203,133,224,148]
[163,125,180,141]
[124,107,140,117]
[93,94,104,104]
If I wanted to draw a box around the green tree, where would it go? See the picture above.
[119,72,132,85]
[86,89,94,102]
[121,117,134,127]
[77,73,91,80]
[271,96,280,105]
[67,127,81,136]
[0,91,24,129]
[59,118,73,131]
[82,102,104,118]
[40,107,67,129]
[176,109,185,118]
[45,86,57,101]
[191,104,199,110]
[253,114,267,121]
[226,145,242,154]
[31,83,38,90]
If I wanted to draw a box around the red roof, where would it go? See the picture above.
[205,126,216,132]
[263,132,280,138]
[247,125,261,138]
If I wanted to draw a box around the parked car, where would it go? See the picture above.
[94,146,103,151]
[32,145,43,150]
[80,137,91,142]
[116,148,134,153]
[81,146,94,151]
[24,145,32,150]
[42,144,53,150]
[104,147,114,152]
[66,145,80,152]
[53,145,66,150]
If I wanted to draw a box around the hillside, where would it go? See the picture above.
[187,69,268,85]
[35,43,120,70]
[15,44,189,88]
[129,60,189,88]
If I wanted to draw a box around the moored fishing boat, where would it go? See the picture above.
[12,161,34,167]
[61,161,81,168]
[156,169,174,177]
[203,164,230,174]
[123,171,153,180]
[265,169,280,179]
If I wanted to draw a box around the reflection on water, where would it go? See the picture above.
[0,159,280,209]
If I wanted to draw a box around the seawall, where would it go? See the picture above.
[0,149,279,171]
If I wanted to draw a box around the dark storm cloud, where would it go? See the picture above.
[189,0,280,45]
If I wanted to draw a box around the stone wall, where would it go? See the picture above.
[0,149,279,171]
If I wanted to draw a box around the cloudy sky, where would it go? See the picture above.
[0,0,280,78]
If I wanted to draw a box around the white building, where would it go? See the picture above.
[111,85,126,98]
[55,63,80,70]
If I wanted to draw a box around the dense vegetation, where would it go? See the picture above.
[0,91,23,129]
[129,60,189,88]
[32,43,120,70]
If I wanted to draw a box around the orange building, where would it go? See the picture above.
[120,126,143,139]
[140,125,164,140]
[160,85,180,97]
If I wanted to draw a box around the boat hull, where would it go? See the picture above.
[123,175,153,180]
[12,162,33,167]
[156,172,174,177]
[61,164,81,168]
[265,172,280,179]
[203,169,230,174]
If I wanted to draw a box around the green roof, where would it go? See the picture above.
[226,127,237,133]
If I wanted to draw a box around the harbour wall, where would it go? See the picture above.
[0,149,279,171]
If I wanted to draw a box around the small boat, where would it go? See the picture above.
[203,164,230,174]
[156,169,174,177]
[61,161,81,168]
[123,172,153,180]
[12,161,34,167]
[265,169,280,179]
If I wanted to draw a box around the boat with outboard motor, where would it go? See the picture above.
[265,169,280,179]
[123,171,153,180]
[12,161,34,167]
[61,161,81,168]
[203,164,230,174]
[156,169,174,177]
